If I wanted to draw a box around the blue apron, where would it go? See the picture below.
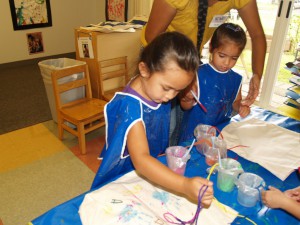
[91,93,170,189]
[179,64,242,143]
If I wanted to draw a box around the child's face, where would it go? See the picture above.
[210,41,241,72]
[141,61,194,104]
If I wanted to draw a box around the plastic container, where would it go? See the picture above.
[203,136,227,166]
[194,124,216,155]
[236,173,265,207]
[166,146,191,175]
[38,58,86,122]
[217,158,243,192]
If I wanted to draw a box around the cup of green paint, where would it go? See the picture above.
[217,158,243,192]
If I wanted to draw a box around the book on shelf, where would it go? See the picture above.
[289,75,300,86]
[285,67,300,76]
[286,89,300,101]
[288,85,300,95]
[284,98,300,109]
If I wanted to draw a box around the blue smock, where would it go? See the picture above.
[91,92,170,189]
[179,63,242,143]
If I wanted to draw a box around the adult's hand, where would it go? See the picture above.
[241,74,260,106]
[238,0,266,106]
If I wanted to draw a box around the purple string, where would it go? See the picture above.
[163,185,209,225]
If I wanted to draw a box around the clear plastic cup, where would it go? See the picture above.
[194,124,216,155]
[236,173,265,207]
[217,158,243,192]
[213,137,227,159]
[204,147,219,166]
[166,146,191,175]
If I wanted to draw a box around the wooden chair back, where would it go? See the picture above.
[98,56,129,101]
[51,63,106,154]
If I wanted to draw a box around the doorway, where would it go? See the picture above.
[228,0,299,117]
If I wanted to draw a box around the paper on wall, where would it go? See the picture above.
[78,37,94,59]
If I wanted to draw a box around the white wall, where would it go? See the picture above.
[0,0,105,64]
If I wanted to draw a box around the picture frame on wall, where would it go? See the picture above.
[26,32,44,54]
[9,0,52,30]
[105,0,128,22]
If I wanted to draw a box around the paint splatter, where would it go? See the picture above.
[153,191,169,204]
[119,205,138,222]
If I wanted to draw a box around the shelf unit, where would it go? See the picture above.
[283,61,300,112]
[74,28,142,99]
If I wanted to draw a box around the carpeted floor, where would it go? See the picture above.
[0,123,95,225]
[0,63,52,135]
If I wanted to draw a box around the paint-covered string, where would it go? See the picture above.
[190,90,207,113]
[206,125,224,140]
[163,185,209,225]
[163,163,216,225]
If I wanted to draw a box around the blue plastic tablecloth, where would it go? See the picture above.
[31,106,300,225]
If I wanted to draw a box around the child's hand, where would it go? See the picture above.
[183,177,214,207]
[179,80,198,110]
[238,105,250,118]
[285,188,300,202]
[262,186,286,208]
[180,80,197,102]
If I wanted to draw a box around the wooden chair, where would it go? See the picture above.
[51,64,107,154]
[98,56,129,101]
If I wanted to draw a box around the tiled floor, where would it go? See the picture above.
[69,135,105,173]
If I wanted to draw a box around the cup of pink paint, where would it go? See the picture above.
[166,146,191,175]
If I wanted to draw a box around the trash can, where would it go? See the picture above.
[38,58,86,123]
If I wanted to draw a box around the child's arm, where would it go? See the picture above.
[285,186,300,202]
[127,121,214,206]
[179,79,198,110]
[232,88,250,118]
[262,186,300,219]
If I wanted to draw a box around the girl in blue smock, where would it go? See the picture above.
[91,32,214,206]
[179,23,251,143]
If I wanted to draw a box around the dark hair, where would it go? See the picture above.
[140,31,199,75]
[210,23,247,53]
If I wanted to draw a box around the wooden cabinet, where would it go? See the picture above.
[74,28,142,98]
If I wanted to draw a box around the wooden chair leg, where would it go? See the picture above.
[57,114,64,140]
[77,122,86,154]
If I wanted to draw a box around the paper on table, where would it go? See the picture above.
[79,171,237,225]
[222,118,300,180]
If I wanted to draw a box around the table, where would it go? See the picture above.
[31,107,300,225]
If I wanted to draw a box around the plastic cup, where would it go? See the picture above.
[213,137,227,159]
[194,124,216,155]
[217,158,243,192]
[236,173,265,207]
[203,147,220,166]
[166,146,190,175]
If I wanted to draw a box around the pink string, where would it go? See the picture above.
[207,125,224,139]
[228,145,249,150]
[163,185,208,225]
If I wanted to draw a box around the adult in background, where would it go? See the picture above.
[141,0,266,145]
[141,0,266,107]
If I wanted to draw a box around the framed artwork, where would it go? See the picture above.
[26,32,44,54]
[9,0,52,30]
[105,0,128,22]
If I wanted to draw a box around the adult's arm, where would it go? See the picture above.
[238,0,267,106]
[145,0,177,43]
